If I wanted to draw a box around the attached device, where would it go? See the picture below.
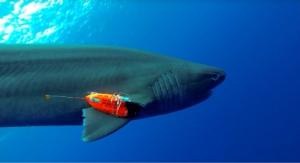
[85,92,130,118]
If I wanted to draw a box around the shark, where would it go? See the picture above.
[0,45,225,142]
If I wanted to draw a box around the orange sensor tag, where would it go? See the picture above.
[85,92,129,118]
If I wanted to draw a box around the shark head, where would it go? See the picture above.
[140,61,226,117]
[176,63,226,107]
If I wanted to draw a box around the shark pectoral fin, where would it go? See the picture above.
[82,108,129,142]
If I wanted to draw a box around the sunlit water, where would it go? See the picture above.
[0,0,97,43]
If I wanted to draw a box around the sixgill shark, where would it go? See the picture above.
[0,45,225,142]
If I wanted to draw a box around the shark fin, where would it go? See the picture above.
[82,108,129,142]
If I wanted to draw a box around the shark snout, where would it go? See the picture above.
[209,70,226,84]
[193,66,226,91]
[204,67,226,90]
[180,64,226,89]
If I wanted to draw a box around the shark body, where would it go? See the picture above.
[0,45,225,141]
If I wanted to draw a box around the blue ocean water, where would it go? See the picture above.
[0,1,300,161]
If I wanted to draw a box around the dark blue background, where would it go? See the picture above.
[1,1,300,161]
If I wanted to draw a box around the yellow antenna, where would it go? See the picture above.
[44,94,84,101]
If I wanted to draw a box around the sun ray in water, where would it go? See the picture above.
[0,0,96,43]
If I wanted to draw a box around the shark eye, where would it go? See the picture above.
[210,73,220,81]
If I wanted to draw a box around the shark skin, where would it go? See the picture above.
[0,45,225,140]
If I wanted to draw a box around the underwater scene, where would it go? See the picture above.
[0,0,300,162]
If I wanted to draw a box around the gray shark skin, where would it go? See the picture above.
[0,45,225,140]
